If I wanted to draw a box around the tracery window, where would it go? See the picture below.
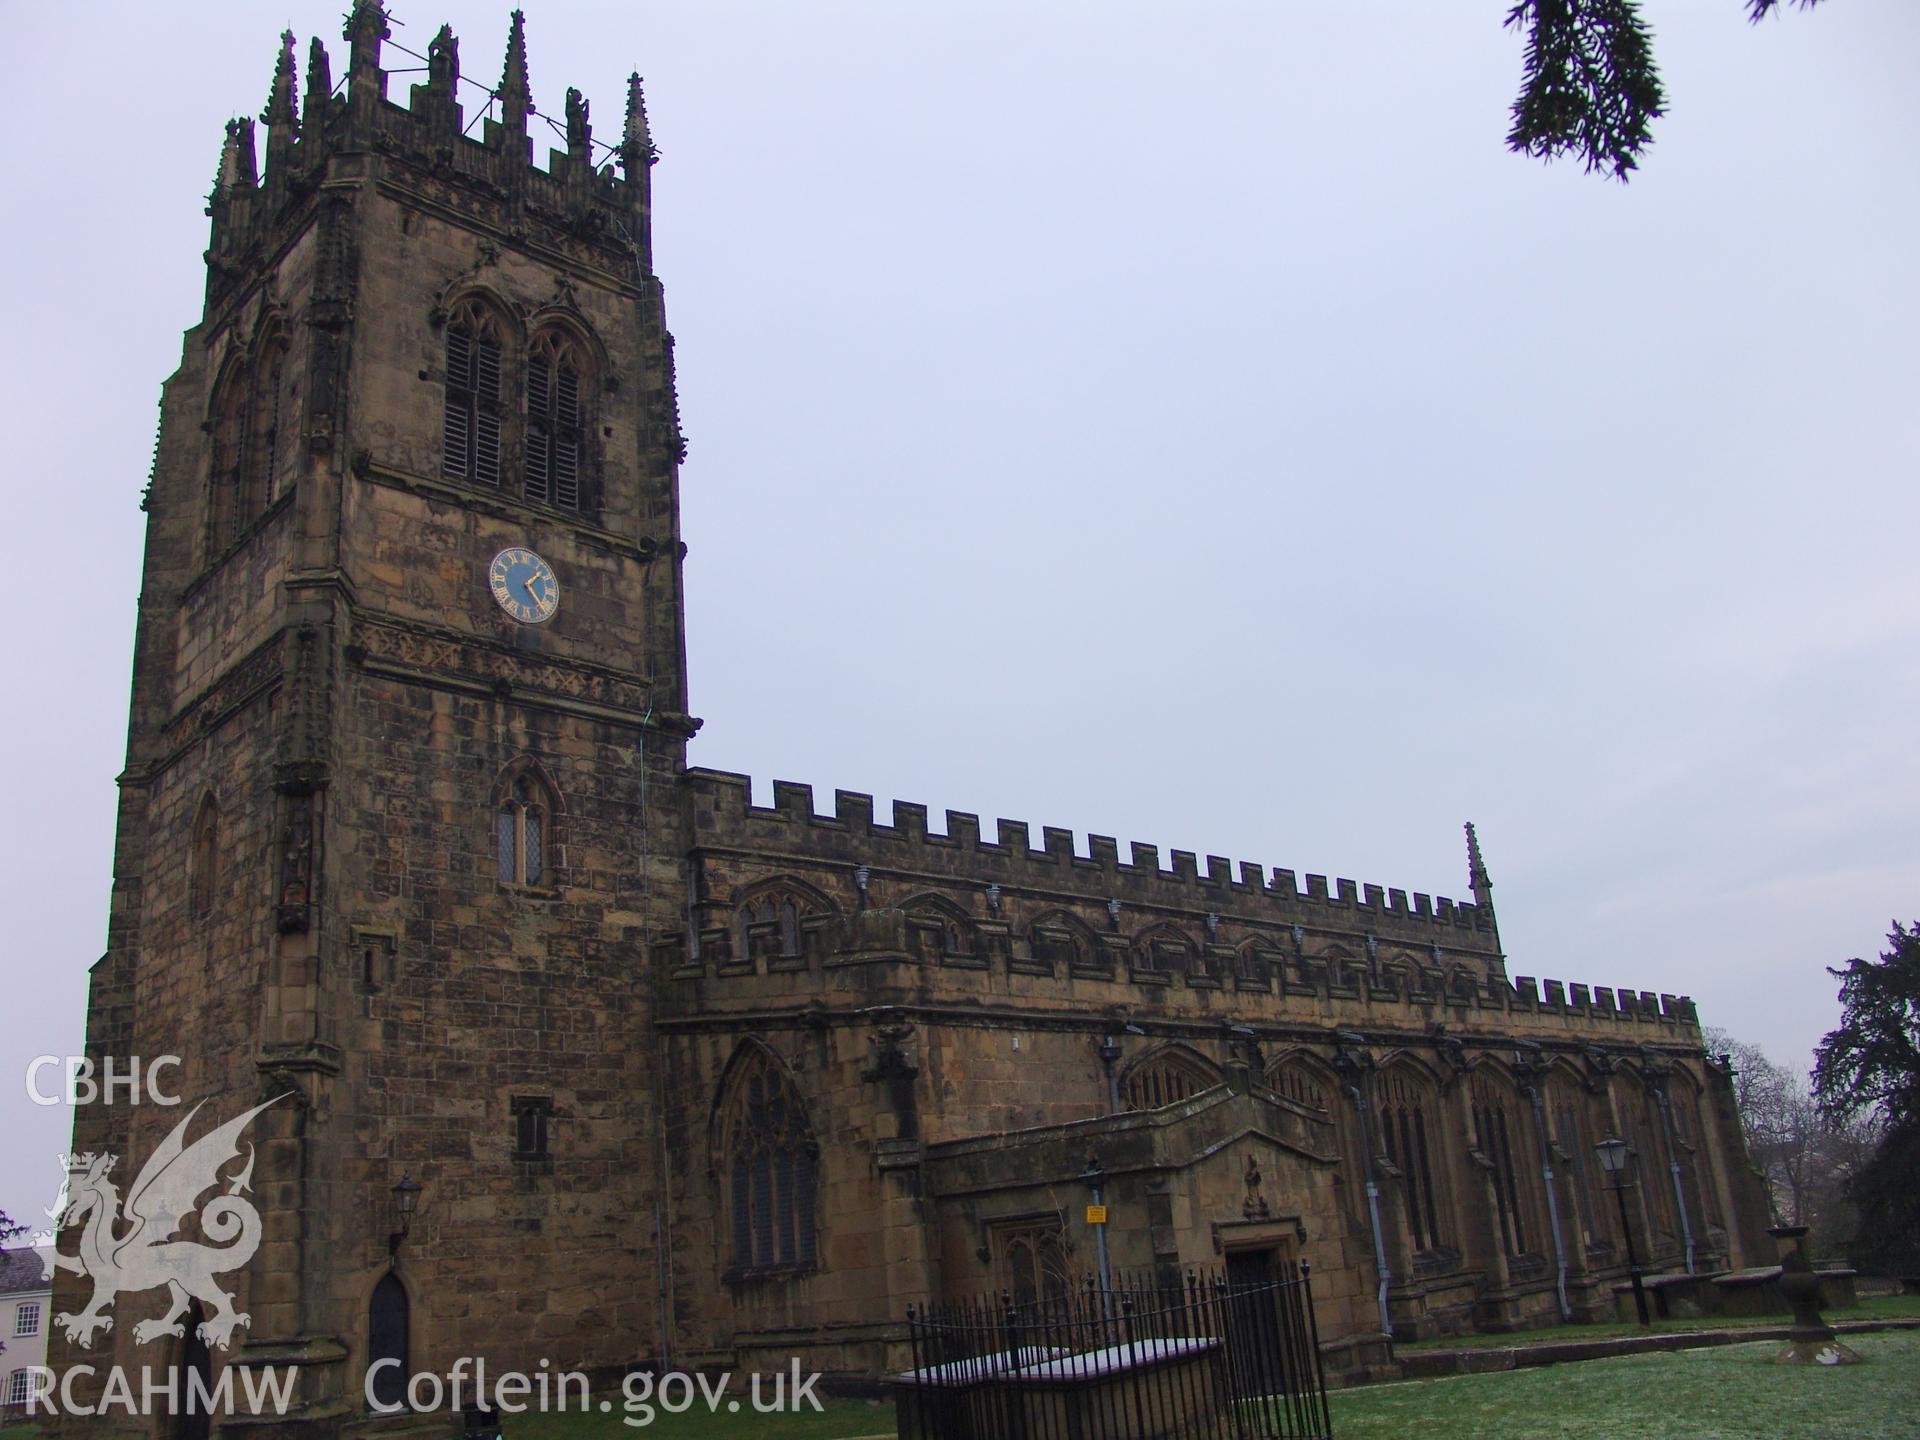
[1551,1081,1608,1246]
[1471,1073,1529,1256]
[526,331,586,511]
[992,1221,1070,1309]
[443,301,504,486]
[495,774,551,887]
[1379,1069,1446,1253]
[1121,1046,1221,1111]
[719,1048,819,1275]
[735,891,810,965]
[206,364,247,554]
[247,328,290,516]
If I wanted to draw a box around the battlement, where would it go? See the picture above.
[205,4,655,314]
[689,768,1498,941]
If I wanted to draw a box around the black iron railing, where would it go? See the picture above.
[896,1263,1332,1440]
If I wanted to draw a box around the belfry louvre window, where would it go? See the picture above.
[526,333,584,510]
[720,1050,819,1275]
[496,775,550,887]
[444,304,503,486]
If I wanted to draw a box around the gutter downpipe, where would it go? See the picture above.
[1345,1077,1393,1339]
[1527,1084,1573,1320]
[1655,1086,1698,1275]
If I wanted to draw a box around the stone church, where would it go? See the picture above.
[53,4,1774,1432]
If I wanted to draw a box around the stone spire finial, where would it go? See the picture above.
[303,36,335,134]
[1465,821,1491,897]
[623,72,656,170]
[499,10,532,132]
[344,0,388,64]
[565,86,592,157]
[222,117,259,191]
[264,30,299,133]
[344,0,389,111]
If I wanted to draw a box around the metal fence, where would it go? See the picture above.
[896,1263,1332,1440]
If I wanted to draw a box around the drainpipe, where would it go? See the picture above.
[1336,1036,1392,1339]
[1525,1082,1573,1321]
[1654,1084,1697,1275]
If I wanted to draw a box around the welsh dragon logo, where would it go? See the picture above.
[46,1095,288,1351]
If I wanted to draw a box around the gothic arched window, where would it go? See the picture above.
[189,797,219,919]
[495,773,552,887]
[1120,1046,1221,1111]
[734,887,816,966]
[206,363,247,555]
[1471,1071,1530,1256]
[443,301,504,487]
[1379,1067,1446,1254]
[1549,1072,1609,1248]
[526,330,586,511]
[718,1048,819,1275]
[247,327,291,518]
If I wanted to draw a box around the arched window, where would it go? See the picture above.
[526,330,586,510]
[1135,927,1197,977]
[1120,1046,1221,1111]
[1669,1074,1722,1229]
[734,885,820,965]
[1379,1067,1446,1253]
[206,363,247,555]
[1000,1224,1070,1310]
[247,327,291,518]
[495,773,552,887]
[189,797,219,919]
[443,301,504,486]
[1471,1071,1530,1256]
[1549,1072,1609,1249]
[367,1272,409,1412]
[1616,1071,1674,1243]
[1029,911,1096,973]
[1270,1059,1331,1113]
[718,1048,819,1275]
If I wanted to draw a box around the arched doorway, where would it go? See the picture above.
[368,1272,410,1411]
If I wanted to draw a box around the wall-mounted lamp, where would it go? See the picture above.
[389,1174,423,1257]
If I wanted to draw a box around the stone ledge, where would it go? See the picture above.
[1392,1316,1920,1381]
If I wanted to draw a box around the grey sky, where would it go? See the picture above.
[1,1,1914,1231]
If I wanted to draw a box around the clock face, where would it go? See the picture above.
[488,547,560,624]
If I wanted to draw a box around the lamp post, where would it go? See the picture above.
[388,1174,423,1257]
[1594,1138,1650,1327]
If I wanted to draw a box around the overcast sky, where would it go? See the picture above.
[1,1,1914,1231]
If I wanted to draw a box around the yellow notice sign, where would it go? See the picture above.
[1085,1204,1109,1226]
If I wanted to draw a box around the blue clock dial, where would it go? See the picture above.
[487,547,561,624]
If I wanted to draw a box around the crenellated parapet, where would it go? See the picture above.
[689,768,1497,933]
[669,768,1701,1043]
[204,3,658,318]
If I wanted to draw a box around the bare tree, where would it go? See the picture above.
[1704,1027,1868,1250]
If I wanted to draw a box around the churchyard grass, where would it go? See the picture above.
[1329,1330,1920,1439]
[1392,1291,1920,1350]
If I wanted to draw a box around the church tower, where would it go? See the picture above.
[57,4,691,1428]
